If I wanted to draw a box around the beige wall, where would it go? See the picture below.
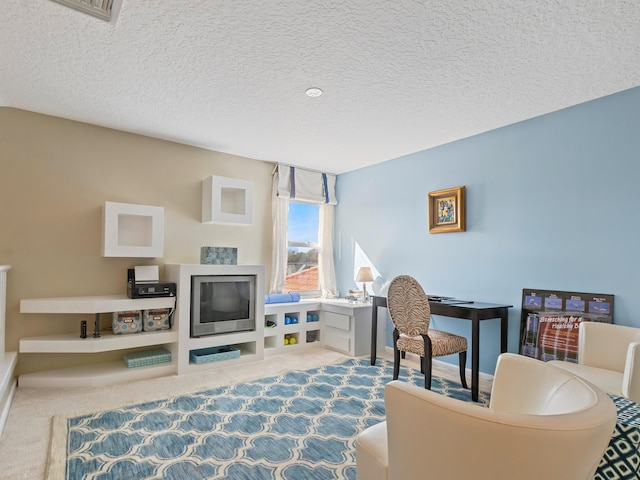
[0,107,274,375]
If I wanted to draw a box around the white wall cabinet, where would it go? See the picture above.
[102,201,164,257]
[202,175,253,225]
[19,295,177,387]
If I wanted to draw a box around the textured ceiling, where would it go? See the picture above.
[1,1,639,174]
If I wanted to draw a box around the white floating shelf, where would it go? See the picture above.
[202,175,253,225]
[20,330,178,353]
[18,360,176,388]
[20,295,175,314]
[102,201,164,257]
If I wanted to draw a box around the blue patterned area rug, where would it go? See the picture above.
[47,358,485,480]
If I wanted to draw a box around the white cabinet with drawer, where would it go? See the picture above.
[322,302,372,357]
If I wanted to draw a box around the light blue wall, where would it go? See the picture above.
[334,86,640,375]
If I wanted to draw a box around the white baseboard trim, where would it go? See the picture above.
[382,346,494,383]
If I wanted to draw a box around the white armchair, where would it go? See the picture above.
[549,321,640,403]
[356,352,617,480]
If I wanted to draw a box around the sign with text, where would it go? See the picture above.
[519,289,614,362]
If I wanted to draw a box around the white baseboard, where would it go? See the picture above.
[382,346,494,383]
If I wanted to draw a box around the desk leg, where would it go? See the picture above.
[471,315,480,402]
[371,305,378,365]
[500,310,508,353]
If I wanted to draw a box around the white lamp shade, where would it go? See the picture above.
[356,267,374,283]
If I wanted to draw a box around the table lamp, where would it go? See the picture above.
[355,267,374,302]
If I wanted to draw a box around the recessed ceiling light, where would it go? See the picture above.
[305,88,323,98]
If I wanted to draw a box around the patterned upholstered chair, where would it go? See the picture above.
[387,275,468,389]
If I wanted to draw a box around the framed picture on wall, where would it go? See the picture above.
[428,186,466,233]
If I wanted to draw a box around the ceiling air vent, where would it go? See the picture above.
[50,0,122,23]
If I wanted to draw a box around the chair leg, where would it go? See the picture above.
[392,328,401,380]
[423,356,432,390]
[421,334,433,390]
[458,351,468,389]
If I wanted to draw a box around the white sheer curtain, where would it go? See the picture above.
[270,165,338,297]
[270,173,289,294]
[319,203,338,298]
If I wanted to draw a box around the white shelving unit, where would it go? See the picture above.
[17,264,383,389]
[263,300,323,356]
[0,266,16,437]
[165,263,265,375]
[263,299,379,357]
[19,295,176,387]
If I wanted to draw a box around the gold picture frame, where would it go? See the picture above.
[428,186,466,234]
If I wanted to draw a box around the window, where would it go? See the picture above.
[285,202,319,293]
[270,165,337,297]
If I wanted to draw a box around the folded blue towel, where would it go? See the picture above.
[265,293,301,304]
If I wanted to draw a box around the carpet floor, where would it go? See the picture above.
[47,358,485,480]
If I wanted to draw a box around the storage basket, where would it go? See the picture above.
[112,310,142,334]
[142,308,172,332]
[123,348,172,368]
[190,345,240,364]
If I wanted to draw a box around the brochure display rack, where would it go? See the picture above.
[519,288,614,363]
